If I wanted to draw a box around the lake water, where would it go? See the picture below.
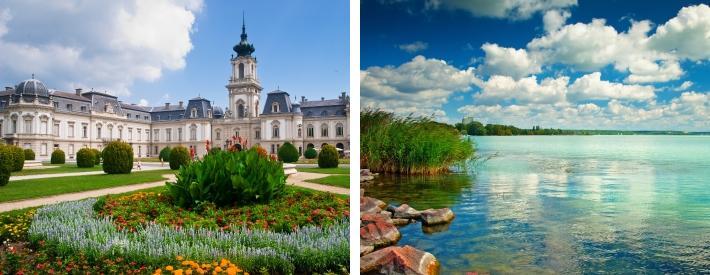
[365,136,710,274]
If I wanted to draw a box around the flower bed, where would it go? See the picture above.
[27,198,349,274]
[96,188,349,233]
[0,209,35,242]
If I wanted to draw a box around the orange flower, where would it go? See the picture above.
[166,265,174,271]
[153,269,162,275]
[176,256,184,261]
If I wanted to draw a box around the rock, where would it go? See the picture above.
[420,208,455,225]
[422,222,451,234]
[360,245,440,275]
[361,197,387,214]
[379,211,392,218]
[361,169,376,182]
[361,245,374,256]
[361,220,401,248]
[391,218,411,226]
[388,204,421,219]
[362,212,392,225]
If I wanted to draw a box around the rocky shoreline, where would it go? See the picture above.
[360,169,455,274]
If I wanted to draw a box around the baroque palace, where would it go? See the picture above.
[0,22,349,161]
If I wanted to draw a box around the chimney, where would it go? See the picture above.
[341,92,346,100]
[179,101,184,108]
[75,88,83,95]
[5,87,11,92]
[301,96,305,102]
[321,97,325,101]
[165,102,170,109]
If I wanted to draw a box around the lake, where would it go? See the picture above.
[365,135,710,274]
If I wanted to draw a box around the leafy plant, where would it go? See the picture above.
[209,147,221,155]
[166,148,286,208]
[50,149,65,164]
[23,148,35,161]
[318,145,339,168]
[169,146,190,170]
[0,145,13,186]
[304,147,318,159]
[159,146,172,162]
[76,148,95,168]
[277,142,299,163]
[9,145,24,172]
[102,141,133,174]
[91,148,101,165]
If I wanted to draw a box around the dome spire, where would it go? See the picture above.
[233,11,255,57]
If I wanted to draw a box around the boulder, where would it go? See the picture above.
[360,245,440,275]
[388,204,421,219]
[361,220,401,248]
[420,208,455,225]
[361,244,375,256]
[361,169,376,182]
[391,218,411,226]
[362,212,393,225]
[361,197,387,214]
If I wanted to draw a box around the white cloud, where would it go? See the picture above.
[479,43,542,79]
[475,75,568,104]
[568,72,655,102]
[361,55,480,117]
[397,41,428,53]
[649,4,710,61]
[138,98,149,107]
[425,0,577,20]
[543,9,570,33]
[0,0,202,96]
[673,81,693,92]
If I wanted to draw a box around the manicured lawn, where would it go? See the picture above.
[306,175,350,189]
[297,167,350,174]
[12,164,104,176]
[295,158,350,164]
[136,157,161,162]
[0,170,175,203]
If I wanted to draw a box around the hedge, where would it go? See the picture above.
[76,148,95,168]
[159,146,172,162]
[102,141,133,174]
[318,145,339,168]
[51,149,65,164]
[169,146,190,170]
[10,146,24,172]
[277,142,299,163]
[0,146,13,186]
[91,148,101,165]
[24,148,35,161]
[304,147,317,159]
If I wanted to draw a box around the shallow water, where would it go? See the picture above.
[366,135,710,274]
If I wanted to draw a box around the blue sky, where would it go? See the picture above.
[0,0,349,109]
[361,0,710,131]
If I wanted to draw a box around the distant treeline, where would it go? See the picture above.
[455,120,709,136]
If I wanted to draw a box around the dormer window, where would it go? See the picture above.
[321,110,328,116]
[208,110,212,118]
[191,108,198,118]
[272,102,279,113]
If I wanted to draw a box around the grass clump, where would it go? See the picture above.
[361,109,475,174]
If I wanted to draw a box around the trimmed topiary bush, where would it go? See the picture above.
[76,148,95,168]
[10,146,24,172]
[159,146,172,162]
[169,146,190,170]
[24,148,35,161]
[91,148,101,165]
[318,144,339,168]
[102,141,133,174]
[304,147,317,159]
[51,149,65,164]
[277,142,299,163]
[167,148,286,208]
[0,145,13,186]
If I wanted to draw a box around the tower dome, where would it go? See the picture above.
[233,14,255,57]
[15,77,50,98]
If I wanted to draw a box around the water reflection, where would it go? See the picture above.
[366,136,710,273]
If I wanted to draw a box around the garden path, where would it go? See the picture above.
[286,172,349,195]
[0,174,176,213]
[10,163,169,181]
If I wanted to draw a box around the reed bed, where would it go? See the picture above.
[361,109,475,174]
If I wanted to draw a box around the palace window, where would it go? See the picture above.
[68,124,75,138]
[128,128,132,140]
[215,129,221,140]
[255,129,261,139]
[11,117,17,134]
[52,122,58,136]
[190,125,197,141]
[321,124,328,137]
[118,127,123,140]
[239,63,245,79]
[137,129,141,141]
[234,128,240,138]
[154,129,159,141]
[336,123,344,137]
[166,128,172,141]
[307,124,314,137]
[298,128,302,137]
[178,128,183,141]
[80,106,87,112]
[66,104,73,111]
[237,101,245,118]
[24,118,32,133]
[191,108,198,118]
[107,125,113,140]
[271,102,279,113]
[82,124,88,138]
[272,125,279,138]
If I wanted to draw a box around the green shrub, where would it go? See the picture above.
[10,146,24,172]
[51,149,65,164]
[169,146,190,170]
[167,148,286,208]
[76,148,95,168]
[304,147,317,159]
[24,148,35,160]
[317,145,339,168]
[0,145,13,186]
[91,148,101,165]
[209,147,221,155]
[159,146,171,161]
[277,142,299,163]
[102,141,133,174]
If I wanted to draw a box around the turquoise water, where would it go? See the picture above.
[366,136,710,274]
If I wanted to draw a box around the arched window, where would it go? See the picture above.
[336,123,344,136]
[271,102,279,113]
[238,63,245,79]
[298,128,302,137]
[190,124,197,140]
[237,100,245,118]
[234,128,240,138]
[307,143,314,149]
[10,115,17,134]
[191,108,198,118]
[307,124,314,137]
[321,123,328,137]
[336,143,344,150]
[107,124,113,139]
[96,123,102,139]
[215,129,221,140]
[272,125,280,138]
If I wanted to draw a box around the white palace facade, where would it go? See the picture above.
[0,22,349,161]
